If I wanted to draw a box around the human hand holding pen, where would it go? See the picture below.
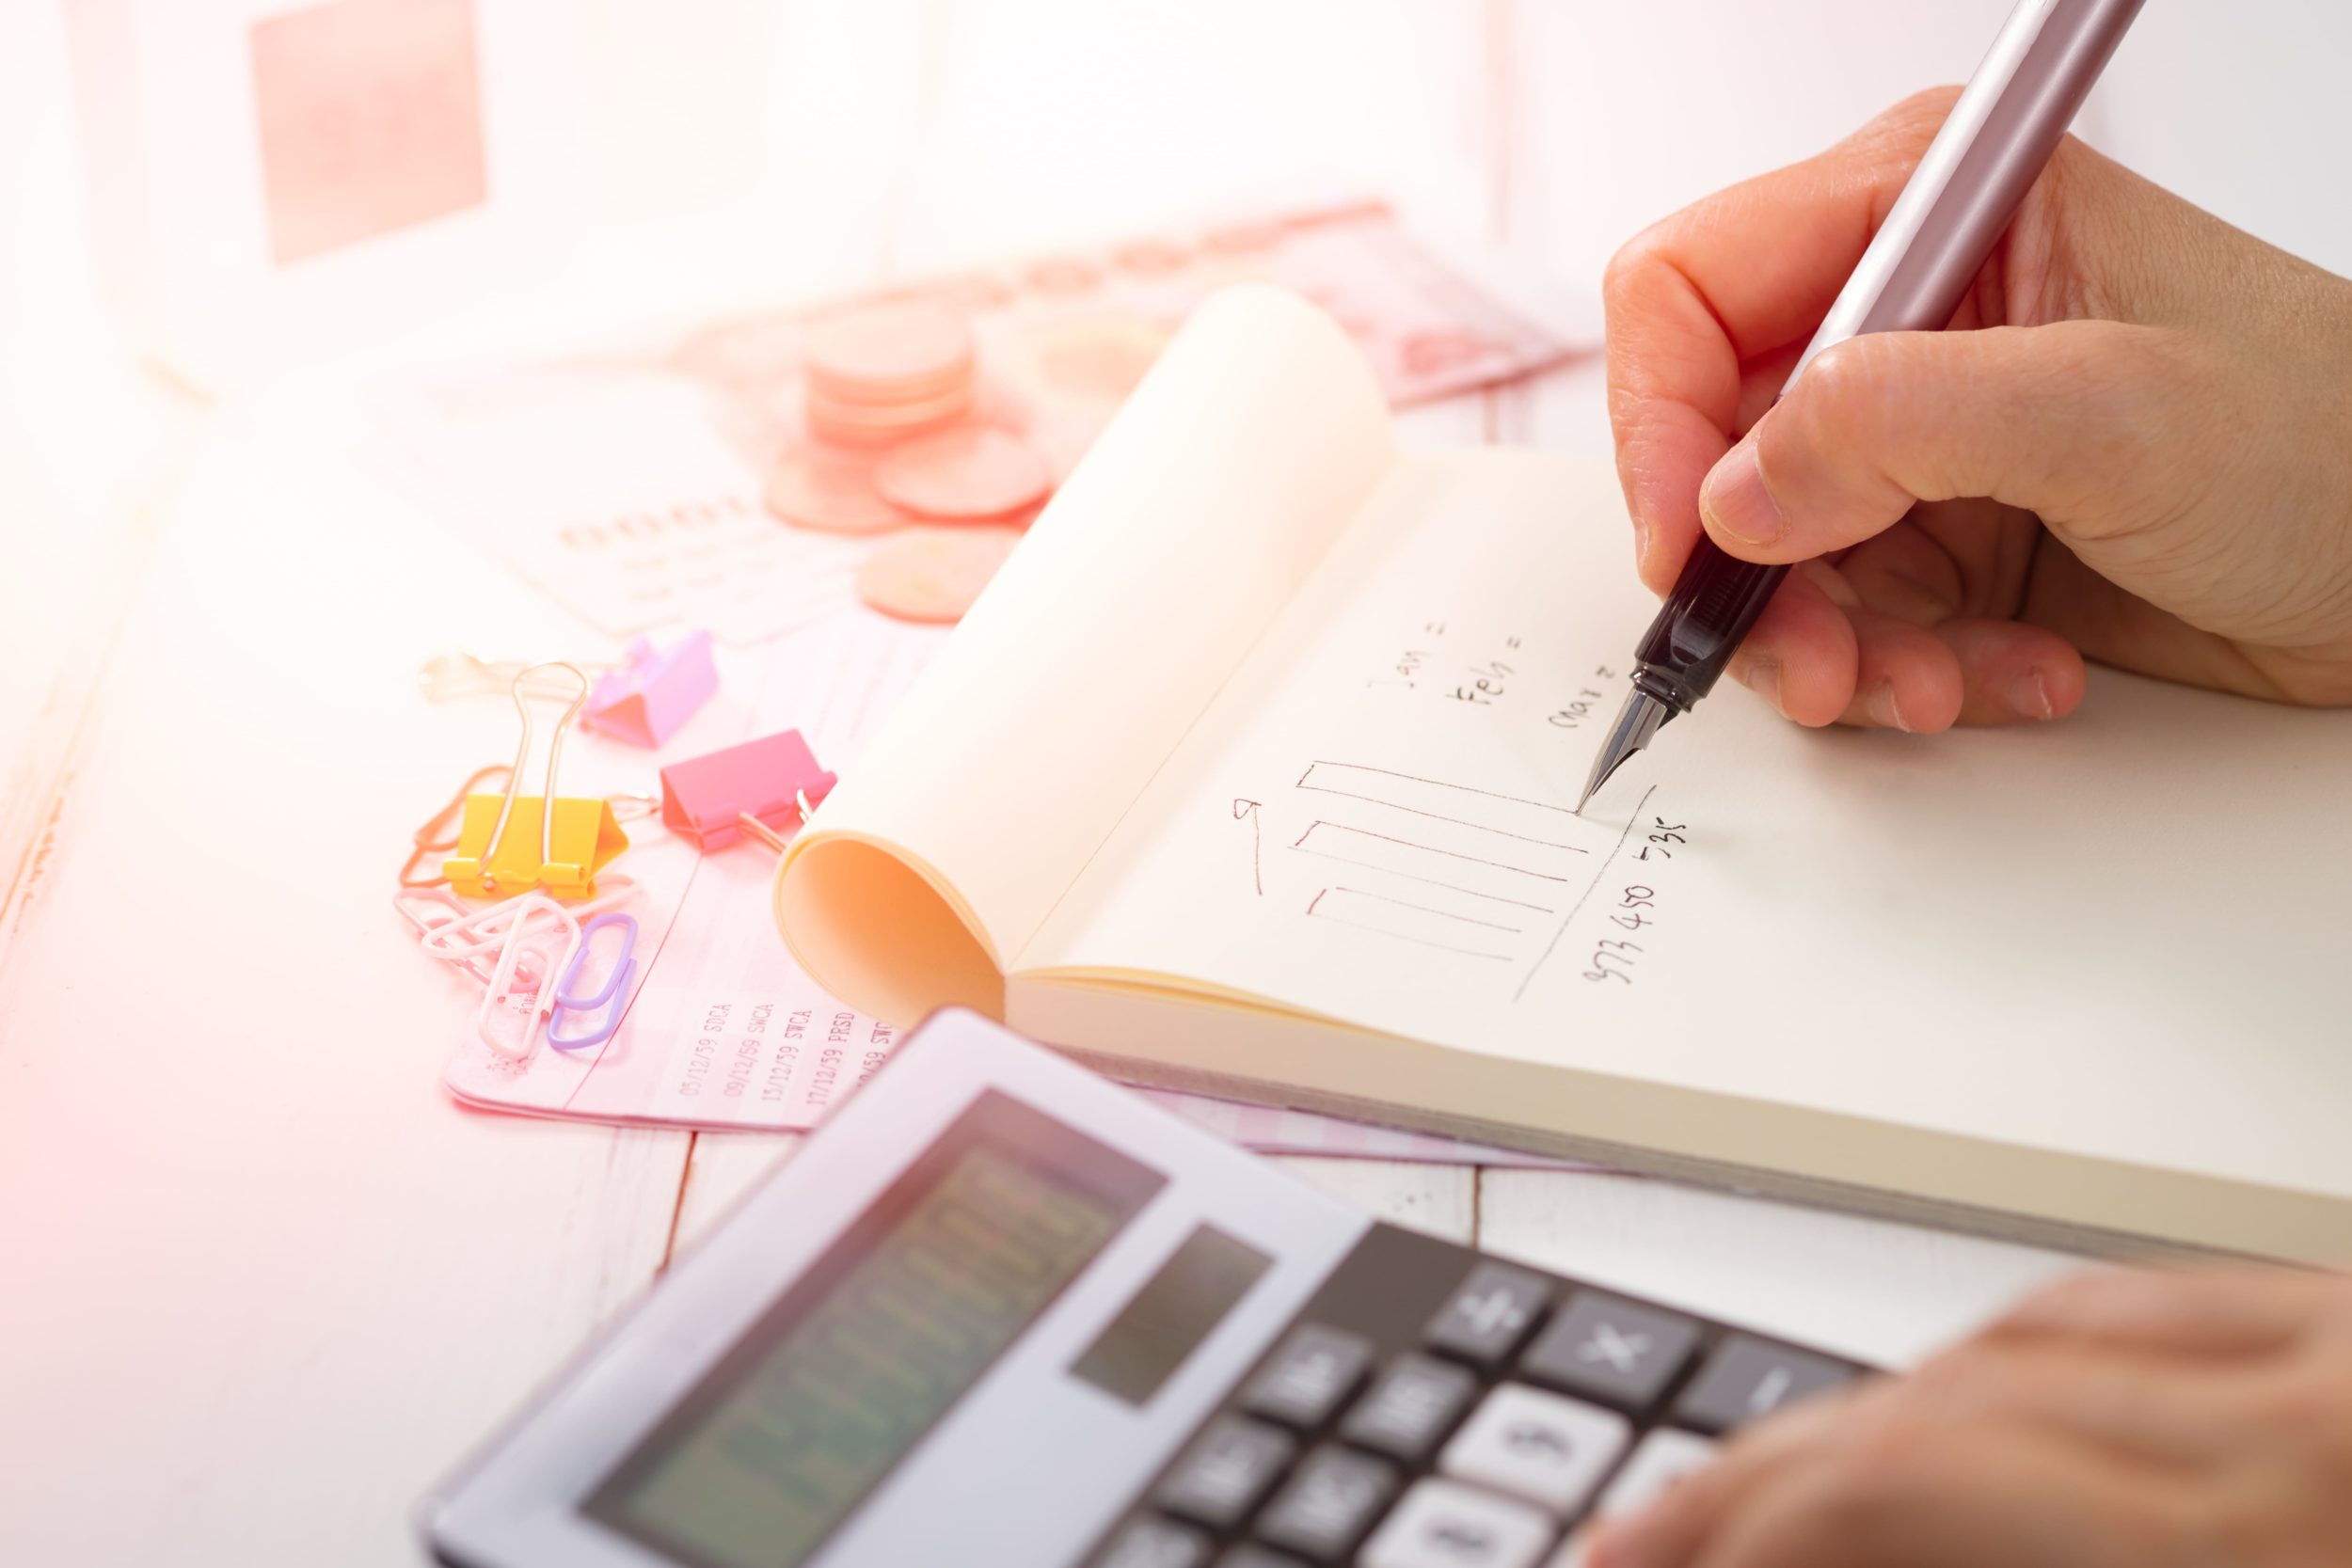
[1604,88,2352,733]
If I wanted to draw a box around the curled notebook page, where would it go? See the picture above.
[775,284,1394,1020]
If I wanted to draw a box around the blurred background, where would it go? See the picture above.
[4,0,2347,927]
[2,8,2348,1561]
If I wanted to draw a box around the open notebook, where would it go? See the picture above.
[775,285,2352,1263]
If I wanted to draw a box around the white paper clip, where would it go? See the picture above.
[475,895,581,1059]
[405,877,637,992]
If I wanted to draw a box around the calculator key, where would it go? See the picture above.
[1241,1323,1375,1429]
[1214,1545,1306,1568]
[1155,1415,1297,1530]
[1589,1428,1717,1520]
[1252,1444,1399,1562]
[1438,1383,1629,1517]
[1674,1336,1856,1433]
[1360,1477,1558,1568]
[1541,1531,1591,1568]
[1534,1433,1719,1565]
[1424,1262,1552,1369]
[1090,1516,1214,1568]
[1337,1353,1480,1464]
[1518,1292,1701,1412]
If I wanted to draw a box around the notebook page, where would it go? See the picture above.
[777,286,1395,1020]
[1021,448,2352,1203]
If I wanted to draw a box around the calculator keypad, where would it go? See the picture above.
[1254,1445,1399,1561]
[1438,1386,1628,1515]
[1085,1224,1868,1568]
[1095,1516,1215,1568]
[1158,1417,1299,1530]
[1216,1547,1308,1568]
[1545,1429,1721,1568]
[1244,1324,1377,1429]
[1360,1479,1554,1568]
[1673,1336,1853,1433]
[1518,1293,1700,1412]
[1590,1429,1717,1519]
[1338,1354,1480,1465]
[1423,1264,1551,1370]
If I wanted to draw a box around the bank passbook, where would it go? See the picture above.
[423,1011,1872,1568]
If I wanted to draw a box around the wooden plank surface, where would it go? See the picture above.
[7,2,2338,1562]
[0,406,693,1564]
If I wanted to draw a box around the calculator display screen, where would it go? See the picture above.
[584,1092,1166,1568]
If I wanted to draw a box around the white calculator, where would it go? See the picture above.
[423,1010,1872,1568]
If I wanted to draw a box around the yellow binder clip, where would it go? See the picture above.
[442,662,628,901]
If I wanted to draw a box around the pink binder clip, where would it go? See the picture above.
[659,730,837,851]
[580,630,719,748]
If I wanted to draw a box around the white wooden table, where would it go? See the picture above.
[5,4,2345,1562]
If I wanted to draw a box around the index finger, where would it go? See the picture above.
[1606,87,1961,593]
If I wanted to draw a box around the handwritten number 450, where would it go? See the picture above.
[1586,829,1681,983]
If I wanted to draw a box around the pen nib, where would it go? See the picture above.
[1577,689,1673,814]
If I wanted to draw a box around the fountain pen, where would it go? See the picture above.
[1578,0,2146,813]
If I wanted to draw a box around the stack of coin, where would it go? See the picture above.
[874,427,1052,520]
[763,447,912,537]
[765,301,1061,624]
[801,303,976,446]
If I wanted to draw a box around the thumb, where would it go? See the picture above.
[1696,321,2192,563]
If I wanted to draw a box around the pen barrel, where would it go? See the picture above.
[1632,545,1788,711]
[1794,0,2147,376]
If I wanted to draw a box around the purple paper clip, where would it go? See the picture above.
[659,729,837,852]
[547,913,639,1051]
[580,631,718,748]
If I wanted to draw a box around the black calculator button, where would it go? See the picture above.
[1359,1477,1557,1568]
[1424,1262,1552,1369]
[1674,1336,1856,1433]
[1241,1323,1375,1429]
[1213,1545,1307,1568]
[1155,1415,1297,1530]
[1337,1353,1480,1464]
[1518,1291,1702,1412]
[1252,1443,1400,1562]
[1091,1516,1215,1568]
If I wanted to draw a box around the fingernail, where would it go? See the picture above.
[1701,438,1787,547]
[1866,681,1913,732]
[1632,512,1654,575]
[2010,670,2055,720]
[1740,657,1784,717]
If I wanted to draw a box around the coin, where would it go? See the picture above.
[857,526,1024,623]
[803,303,974,403]
[763,448,912,535]
[874,427,1053,519]
[803,383,974,446]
